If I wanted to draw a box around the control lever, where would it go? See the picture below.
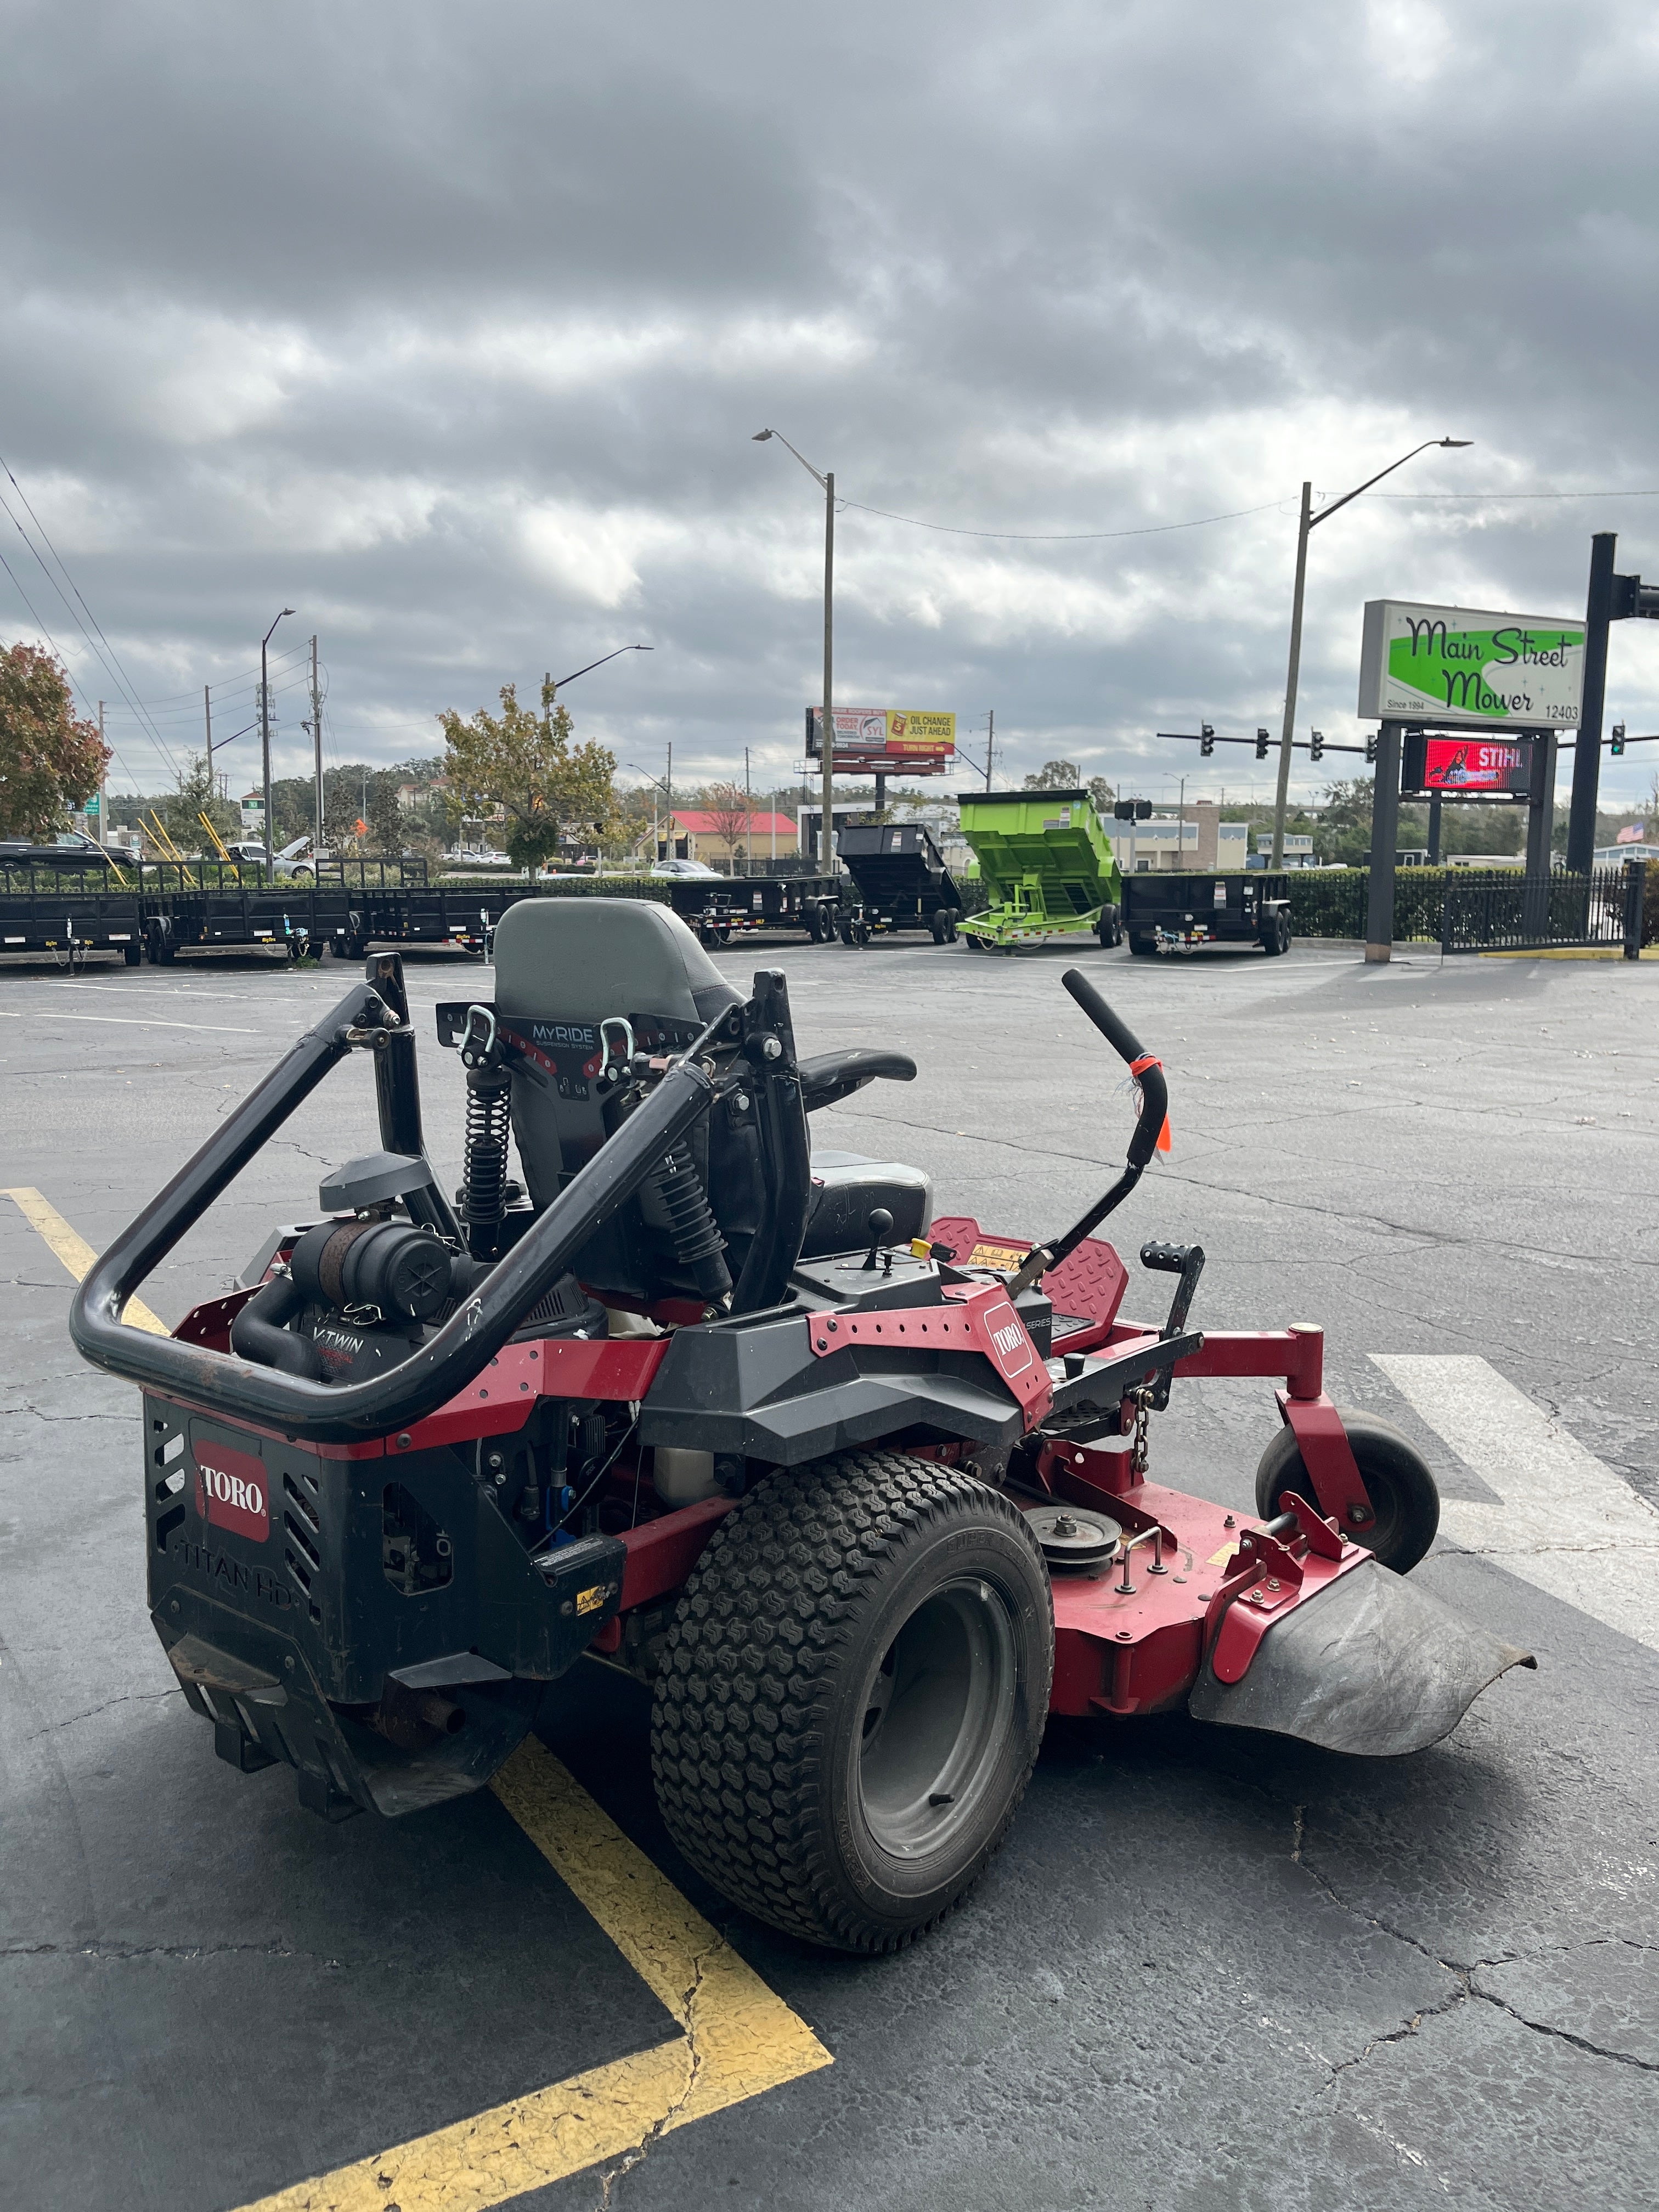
[862,1207,895,1272]
[1139,1240,1204,1405]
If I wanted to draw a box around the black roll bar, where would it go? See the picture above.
[69,979,716,1443]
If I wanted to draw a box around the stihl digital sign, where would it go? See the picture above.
[1402,734,1533,798]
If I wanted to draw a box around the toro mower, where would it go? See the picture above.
[71,901,1532,1953]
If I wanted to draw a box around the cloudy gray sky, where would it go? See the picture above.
[4,0,1659,812]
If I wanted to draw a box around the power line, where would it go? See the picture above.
[835,494,1287,541]
[0,455,184,780]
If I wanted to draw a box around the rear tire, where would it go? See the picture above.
[1254,1409,1440,1575]
[1096,904,1122,949]
[1128,933,1156,957]
[123,943,142,966]
[652,1452,1054,1953]
[1261,909,1292,956]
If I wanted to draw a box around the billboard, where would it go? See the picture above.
[1402,733,1533,797]
[806,708,955,772]
[1358,601,1585,729]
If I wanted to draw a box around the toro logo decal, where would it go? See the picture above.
[981,1301,1034,1378]
[194,1442,270,1543]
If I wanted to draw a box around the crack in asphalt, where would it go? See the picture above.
[2,1939,352,1965]
[591,1937,713,2211]
[28,1687,181,1736]
[1289,1803,1658,2082]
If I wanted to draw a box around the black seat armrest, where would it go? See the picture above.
[798,1048,917,1114]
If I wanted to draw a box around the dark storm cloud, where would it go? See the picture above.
[3,0,1658,806]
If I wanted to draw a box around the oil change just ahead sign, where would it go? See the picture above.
[1358,599,1585,728]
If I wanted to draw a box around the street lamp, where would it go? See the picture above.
[753,428,837,876]
[260,607,296,868]
[545,642,652,715]
[1270,439,1471,866]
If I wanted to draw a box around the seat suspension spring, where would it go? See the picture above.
[461,1066,513,1259]
[651,1142,731,1302]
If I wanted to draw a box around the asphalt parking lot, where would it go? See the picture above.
[3,932,1656,2212]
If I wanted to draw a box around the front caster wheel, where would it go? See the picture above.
[652,1452,1054,1953]
[1254,1409,1440,1575]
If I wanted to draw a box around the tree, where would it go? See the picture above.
[1087,775,1114,816]
[159,753,236,849]
[1023,759,1080,789]
[438,679,617,872]
[0,643,108,840]
[698,781,752,872]
[1318,775,1375,867]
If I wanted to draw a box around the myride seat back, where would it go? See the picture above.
[491,899,755,1307]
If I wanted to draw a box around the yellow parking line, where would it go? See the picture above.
[235,1741,832,2211]
[1,1186,170,1335]
[0,1192,832,2205]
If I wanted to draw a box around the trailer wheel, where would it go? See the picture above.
[946,916,958,943]
[652,1452,1054,1953]
[123,943,142,966]
[1261,909,1292,956]
[1096,905,1122,949]
[1128,933,1156,957]
[144,920,175,965]
[929,910,947,944]
[1254,1409,1440,1575]
[805,903,825,943]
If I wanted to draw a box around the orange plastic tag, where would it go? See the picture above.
[1130,1054,1172,1153]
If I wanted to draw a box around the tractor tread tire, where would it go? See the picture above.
[651,1451,1053,1954]
[1254,1408,1440,1575]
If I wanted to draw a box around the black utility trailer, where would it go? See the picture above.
[835,823,964,946]
[0,856,145,964]
[665,874,839,947]
[1122,871,1293,957]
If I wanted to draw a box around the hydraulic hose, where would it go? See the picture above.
[69,978,717,1442]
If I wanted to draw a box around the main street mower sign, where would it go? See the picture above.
[1358,601,1585,729]
[806,707,956,772]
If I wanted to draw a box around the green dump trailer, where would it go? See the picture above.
[956,788,1123,952]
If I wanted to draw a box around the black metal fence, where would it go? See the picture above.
[1439,867,1630,953]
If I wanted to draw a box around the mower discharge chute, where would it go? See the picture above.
[70,902,1532,1952]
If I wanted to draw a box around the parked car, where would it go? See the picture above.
[650,857,722,880]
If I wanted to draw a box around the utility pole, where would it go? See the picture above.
[309,636,324,856]
[98,702,107,850]
[822,470,835,876]
[259,607,294,869]
[1272,482,1312,869]
[665,741,673,857]
[744,745,753,874]
[985,709,995,788]
[204,684,212,794]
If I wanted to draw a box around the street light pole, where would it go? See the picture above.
[754,430,837,876]
[260,607,295,869]
[1271,440,1471,867]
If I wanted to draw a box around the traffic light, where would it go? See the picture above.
[1113,799,1154,821]
[1200,722,1215,757]
[1611,722,1627,755]
[1310,729,1324,763]
[1364,733,1378,765]
[1255,727,1269,759]
[1136,799,1152,820]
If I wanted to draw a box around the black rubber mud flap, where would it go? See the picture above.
[1188,1560,1535,1757]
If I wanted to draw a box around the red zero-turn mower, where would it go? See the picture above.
[71,904,1533,1952]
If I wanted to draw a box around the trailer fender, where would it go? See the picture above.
[1187,1558,1533,1756]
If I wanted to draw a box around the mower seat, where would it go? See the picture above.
[801,1149,933,1257]
[493,899,754,1305]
